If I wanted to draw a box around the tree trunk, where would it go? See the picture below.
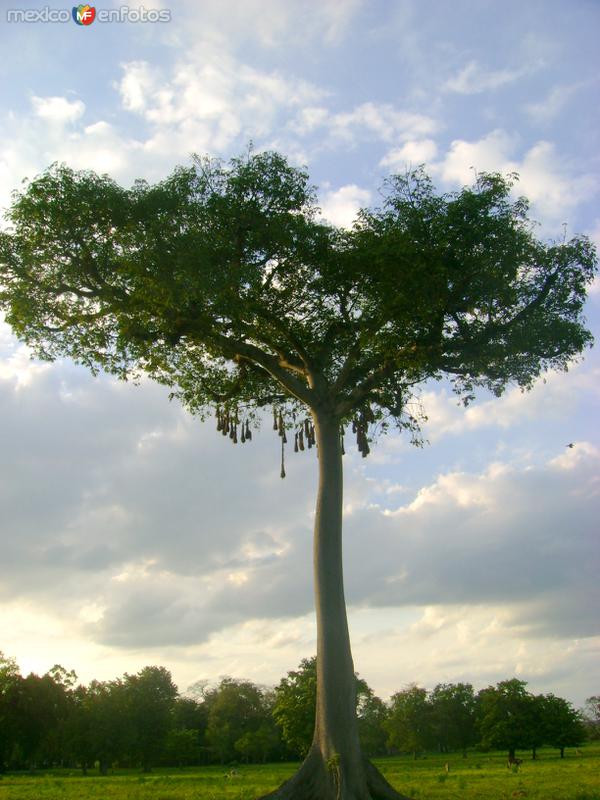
[257,412,411,800]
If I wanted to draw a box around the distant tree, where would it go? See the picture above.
[0,652,22,771]
[235,723,282,764]
[385,685,433,759]
[8,669,73,769]
[170,695,208,762]
[84,679,131,774]
[173,695,208,732]
[357,690,390,758]
[1,150,596,800]
[273,658,319,759]
[164,728,202,767]
[582,695,600,740]
[540,694,586,757]
[123,666,178,772]
[429,682,476,756]
[477,679,536,761]
[273,656,373,759]
[64,684,96,774]
[528,693,547,760]
[203,678,271,764]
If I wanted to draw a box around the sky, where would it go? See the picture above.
[0,0,599,709]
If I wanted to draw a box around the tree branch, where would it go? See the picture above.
[209,331,315,407]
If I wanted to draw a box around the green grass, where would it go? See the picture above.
[0,746,598,799]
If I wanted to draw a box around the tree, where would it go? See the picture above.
[477,679,536,761]
[357,690,390,758]
[64,684,97,774]
[540,694,586,757]
[8,669,73,769]
[0,150,596,800]
[164,728,203,767]
[582,695,600,740]
[235,723,282,764]
[272,656,374,760]
[429,682,476,756]
[0,652,22,771]
[385,685,433,758]
[84,678,132,774]
[171,695,211,763]
[273,658,319,758]
[203,678,270,764]
[123,666,178,771]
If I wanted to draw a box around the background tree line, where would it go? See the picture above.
[0,652,596,773]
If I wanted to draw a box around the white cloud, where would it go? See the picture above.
[170,0,364,49]
[515,141,597,220]
[319,183,372,227]
[288,106,330,136]
[117,60,159,113]
[525,80,591,123]
[0,316,51,387]
[417,363,600,441]
[444,60,531,95]
[436,128,517,184]
[0,327,597,704]
[115,54,327,159]
[329,102,437,145]
[433,129,598,223]
[380,138,438,169]
[31,95,85,124]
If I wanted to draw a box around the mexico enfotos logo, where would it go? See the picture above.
[6,5,172,23]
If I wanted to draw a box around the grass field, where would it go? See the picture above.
[0,746,598,800]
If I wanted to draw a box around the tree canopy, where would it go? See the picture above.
[0,151,595,457]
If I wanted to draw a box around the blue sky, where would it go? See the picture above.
[0,0,599,708]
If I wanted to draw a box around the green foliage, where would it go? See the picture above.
[272,656,377,758]
[357,690,391,757]
[235,724,281,764]
[385,684,433,757]
[272,658,317,758]
[0,649,596,779]
[540,694,587,755]
[1,151,595,450]
[123,666,178,771]
[477,678,537,756]
[203,678,281,764]
[164,729,202,767]
[429,682,477,755]
[582,696,600,740]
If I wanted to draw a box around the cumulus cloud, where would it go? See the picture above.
[319,184,372,227]
[31,95,85,124]
[113,52,327,160]
[417,363,600,441]
[1,320,598,658]
[432,129,598,223]
[0,53,439,221]
[379,138,438,170]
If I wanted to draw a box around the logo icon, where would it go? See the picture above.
[72,5,96,25]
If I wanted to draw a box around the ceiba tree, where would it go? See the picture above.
[0,150,596,799]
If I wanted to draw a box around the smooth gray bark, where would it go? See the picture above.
[258,411,411,799]
[312,413,365,784]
